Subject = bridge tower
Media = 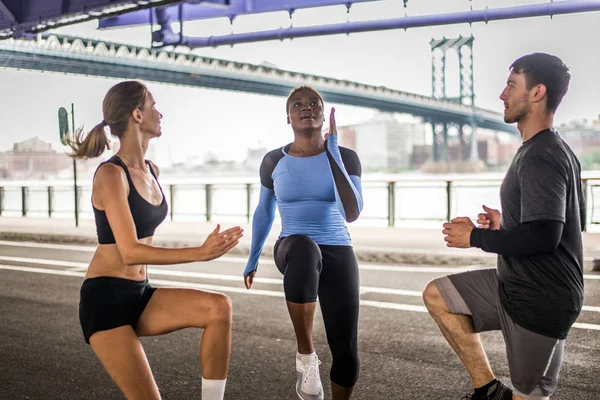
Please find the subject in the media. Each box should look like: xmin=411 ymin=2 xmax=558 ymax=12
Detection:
xmin=429 ymin=35 xmax=478 ymax=164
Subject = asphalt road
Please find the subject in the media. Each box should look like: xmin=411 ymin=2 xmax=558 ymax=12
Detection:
xmin=1 ymin=240 xmax=599 ymax=400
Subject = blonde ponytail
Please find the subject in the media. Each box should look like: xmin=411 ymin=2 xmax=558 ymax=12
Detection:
xmin=66 ymin=123 xmax=111 ymax=159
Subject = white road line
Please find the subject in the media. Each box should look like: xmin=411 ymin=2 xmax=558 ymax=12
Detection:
xmin=0 ymin=240 xmax=97 ymax=252
xmin=0 ymin=255 xmax=87 ymax=268
xmin=360 ymin=300 xmax=428 ymax=313
xmin=572 ymin=322 xmax=600 ymax=331
xmin=0 ymin=256 xmax=419 ymax=295
xmin=2 ymin=264 xmax=600 ymax=333
xmin=0 ymin=250 xmax=482 ymax=274
xmin=150 ymin=278 xmax=285 ymax=297
xmin=2 ymin=255 xmax=600 ymax=302
xmin=582 ymin=305 xmax=600 ymax=312
xmin=360 ymin=264 xmax=478 ymax=273
xmin=5 ymin=243 xmax=600 ymax=278
xmin=361 ymin=287 xmax=422 ymax=296
xmin=0 ymin=264 xmax=86 ymax=278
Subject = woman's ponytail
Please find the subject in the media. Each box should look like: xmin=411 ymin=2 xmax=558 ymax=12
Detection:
xmin=66 ymin=122 xmax=111 ymax=159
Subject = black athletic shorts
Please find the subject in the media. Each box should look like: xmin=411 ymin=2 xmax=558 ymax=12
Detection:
xmin=79 ymin=276 xmax=157 ymax=344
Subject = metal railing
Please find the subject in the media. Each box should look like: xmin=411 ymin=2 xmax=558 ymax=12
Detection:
xmin=0 ymin=178 xmax=597 ymax=230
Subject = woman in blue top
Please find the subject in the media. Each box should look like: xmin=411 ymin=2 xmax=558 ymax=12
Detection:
xmin=243 ymin=86 xmax=364 ymax=400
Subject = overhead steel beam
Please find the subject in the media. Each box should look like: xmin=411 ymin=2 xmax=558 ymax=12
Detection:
xmin=0 ymin=2 xmax=16 ymax=29
xmin=0 ymin=0 xmax=187 ymax=40
xmin=156 ymin=0 xmax=600 ymax=48
xmin=99 ymin=0 xmax=380 ymax=28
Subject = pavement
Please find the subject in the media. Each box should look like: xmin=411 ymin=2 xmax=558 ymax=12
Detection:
xmin=2 ymin=216 xmax=600 ymax=271
xmin=1 ymin=241 xmax=599 ymax=399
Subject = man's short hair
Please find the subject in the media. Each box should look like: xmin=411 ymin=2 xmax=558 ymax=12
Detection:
xmin=510 ymin=53 xmax=570 ymax=114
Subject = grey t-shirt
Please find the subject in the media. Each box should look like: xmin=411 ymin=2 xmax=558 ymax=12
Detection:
xmin=498 ymin=129 xmax=584 ymax=339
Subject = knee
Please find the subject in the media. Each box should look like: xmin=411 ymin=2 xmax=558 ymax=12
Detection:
xmin=287 ymin=235 xmax=321 ymax=260
xmin=331 ymin=350 xmax=360 ymax=387
xmin=422 ymin=280 xmax=444 ymax=313
xmin=207 ymin=293 xmax=232 ymax=327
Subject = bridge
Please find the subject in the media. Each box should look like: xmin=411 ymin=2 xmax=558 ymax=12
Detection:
xmin=3 ymin=1 xmax=600 ymax=163
xmin=0 ymin=33 xmax=516 ymax=162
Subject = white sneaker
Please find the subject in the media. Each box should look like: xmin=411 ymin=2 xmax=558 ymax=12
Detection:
xmin=295 ymin=353 xmax=324 ymax=400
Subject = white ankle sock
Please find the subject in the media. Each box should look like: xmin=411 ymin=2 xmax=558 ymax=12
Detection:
xmin=201 ymin=377 xmax=227 ymax=400
xmin=297 ymin=351 xmax=316 ymax=361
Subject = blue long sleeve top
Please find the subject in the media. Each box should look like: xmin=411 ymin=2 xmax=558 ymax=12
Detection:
xmin=243 ymin=134 xmax=363 ymax=276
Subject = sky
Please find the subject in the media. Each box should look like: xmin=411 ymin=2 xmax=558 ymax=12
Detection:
xmin=1 ymin=0 xmax=599 ymax=167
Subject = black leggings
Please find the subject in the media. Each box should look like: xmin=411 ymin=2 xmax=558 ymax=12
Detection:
xmin=274 ymin=234 xmax=360 ymax=388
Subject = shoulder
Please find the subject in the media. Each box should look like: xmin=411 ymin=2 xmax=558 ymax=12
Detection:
xmin=264 ymin=147 xmax=285 ymax=163
xmin=339 ymin=146 xmax=362 ymax=176
xmin=261 ymin=147 xmax=285 ymax=170
xmin=530 ymin=132 xmax=571 ymax=161
xmin=94 ymin=162 xmax=127 ymax=187
xmin=147 ymin=159 xmax=160 ymax=177
xmin=518 ymin=144 xmax=570 ymax=178
xmin=259 ymin=147 xmax=285 ymax=189
xmin=339 ymin=146 xmax=360 ymax=159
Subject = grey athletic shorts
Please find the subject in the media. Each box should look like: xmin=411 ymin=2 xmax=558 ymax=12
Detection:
xmin=433 ymin=268 xmax=565 ymax=399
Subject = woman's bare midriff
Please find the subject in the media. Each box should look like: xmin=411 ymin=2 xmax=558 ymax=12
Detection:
xmin=84 ymin=236 xmax=154 ymax=281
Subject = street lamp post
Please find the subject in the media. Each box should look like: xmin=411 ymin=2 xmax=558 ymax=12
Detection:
xmin=58 ymin=104 xmax=79 ymax=227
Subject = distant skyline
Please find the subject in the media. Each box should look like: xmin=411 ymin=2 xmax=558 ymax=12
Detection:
xmin=1 ymin=0 xmax=599 ymax=167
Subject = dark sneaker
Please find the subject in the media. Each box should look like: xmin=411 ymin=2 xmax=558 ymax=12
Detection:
xmin=461 ymin=380 xmax=513 ymax=400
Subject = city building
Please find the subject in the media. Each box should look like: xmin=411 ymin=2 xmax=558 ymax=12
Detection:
xmin=337 ymin=112 xmax=427 ymax=172
xmin=0 ymin=137 xmax=102 ymax=179
xmin=558 ymin=119 xmax=600 ymax=158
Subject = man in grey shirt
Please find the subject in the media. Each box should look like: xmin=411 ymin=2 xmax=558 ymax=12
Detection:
xmin=423 ymin=53 xmax=584 ymax=400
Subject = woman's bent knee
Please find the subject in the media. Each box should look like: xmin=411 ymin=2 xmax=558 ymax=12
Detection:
xmin=206 ymin=292 xmax=232 ymax=326
xmin=284 ymin=235 xmax=322 ymax=261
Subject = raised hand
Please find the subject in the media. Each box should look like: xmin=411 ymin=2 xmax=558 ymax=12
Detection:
xmin=198 ymin=224 xmax=243 ymax=261
xmin=477 ymin=204 xmax=501 ymax=230
xmin=324 ymin=107 xmax=336 ymax=141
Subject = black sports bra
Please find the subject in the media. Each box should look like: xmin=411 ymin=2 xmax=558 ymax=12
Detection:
xmin=93 ymin=156 xmax=168 ymax=245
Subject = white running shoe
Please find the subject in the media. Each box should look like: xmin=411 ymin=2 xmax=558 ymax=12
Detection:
xmin=295 ymin=353 xmax=324 ymax=400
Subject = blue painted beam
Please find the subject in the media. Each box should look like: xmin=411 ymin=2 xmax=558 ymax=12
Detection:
xmin=0 ymin=2 xmax=16 ymax=26
xmin=99 ymin=0 xmax=380 ymax=28
xmin=170 ymin=0 xmax=600 ymax=48
xmin=0 ymin=0 xmax=187 ymax=39
xmin=201 ymin=0 xmax=231 ymax=6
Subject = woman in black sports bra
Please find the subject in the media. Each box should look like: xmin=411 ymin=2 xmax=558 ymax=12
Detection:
xmin=66 ymin=80 xmax=243 ymax=400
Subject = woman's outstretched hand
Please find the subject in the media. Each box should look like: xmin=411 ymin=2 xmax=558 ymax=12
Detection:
xmin=198 ymin=224 xmax=243 ymax=261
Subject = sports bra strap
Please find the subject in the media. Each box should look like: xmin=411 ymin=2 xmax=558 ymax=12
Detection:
xmin=109 ymin=156 xmax=134 ymax=183
xmin=145 ymin=160 xmax=158 ymax=179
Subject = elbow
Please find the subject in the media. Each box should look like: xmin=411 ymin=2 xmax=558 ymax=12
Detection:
xmin=345 ymin=201 xmax=363 ymax=223
xmin=119 ymin=243 xmax=144 ymax=265
xmin=345 ymin=210 xmax=361 ymax=223
xmin=536 ymin=237 xmax=560 ymax=254
xmin=121 ymin=253 xmax=140 ymax=266
xmin=547 ymin=239 xmax=561 ymax=253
